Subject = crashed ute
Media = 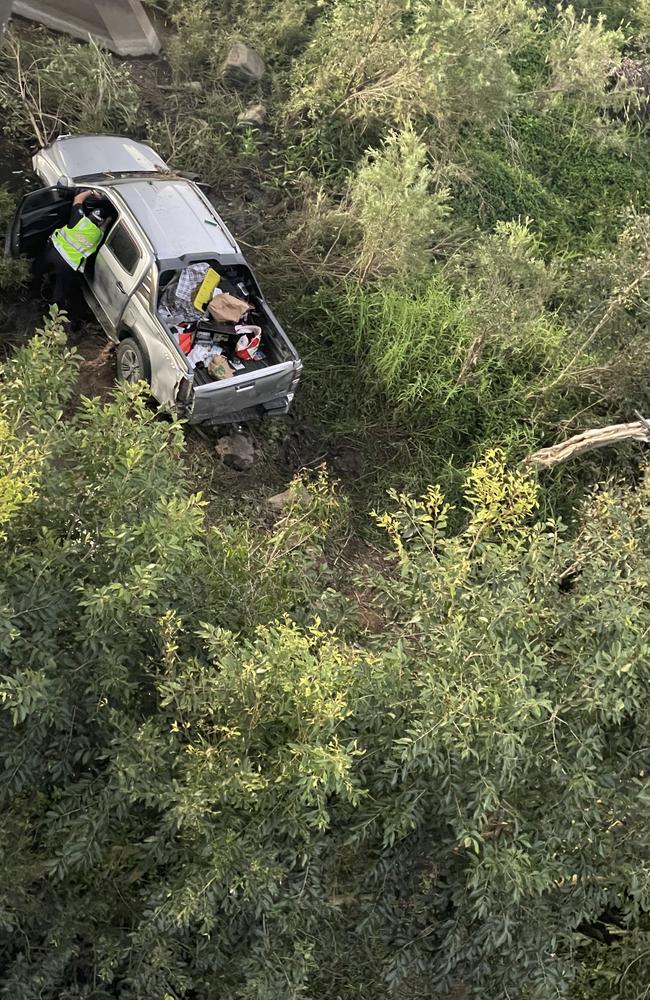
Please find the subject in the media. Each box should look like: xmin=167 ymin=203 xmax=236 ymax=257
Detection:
xmin=7 ymin=135 xmax=302 ymax=426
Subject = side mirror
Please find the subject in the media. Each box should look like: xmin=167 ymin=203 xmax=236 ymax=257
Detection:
xmin=57 ymin=175 xmax=73 ymax=190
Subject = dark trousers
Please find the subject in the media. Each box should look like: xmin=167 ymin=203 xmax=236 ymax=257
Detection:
xmin=32 ymin=242 xmax=83 ymax=325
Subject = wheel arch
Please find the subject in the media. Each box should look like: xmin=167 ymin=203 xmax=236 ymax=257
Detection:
xmin=117 ymin=327 xmax=155 ymax=362
xmin=116 ymin=327 xmax=153 ymax=365
xmin=117 ymin=325 xmax=138 ymax=342
xmin=115 ymin=332 xmax=152 ymax=385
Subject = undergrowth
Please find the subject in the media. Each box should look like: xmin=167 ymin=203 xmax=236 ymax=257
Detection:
xmin=1 ymin=1 xmax=649 ymax=518
xmin=453 ymin=113 xmax=650 ymax=253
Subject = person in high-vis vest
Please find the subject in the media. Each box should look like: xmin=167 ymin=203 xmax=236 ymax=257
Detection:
xmin=32 ymin=189 xmax=111 ymax=333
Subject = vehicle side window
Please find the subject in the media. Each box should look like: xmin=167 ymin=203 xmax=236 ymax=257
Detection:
xmin=106 ymin=222 xmax=140 ymax=275
xmin=23 ymin=187 xmax=72 ymax=211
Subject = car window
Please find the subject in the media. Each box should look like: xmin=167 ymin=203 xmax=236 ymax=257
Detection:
xmin=23 ymin=187 xmax=72 ymax=211
xmin=107 ymin=223 xmax=140 ymax=275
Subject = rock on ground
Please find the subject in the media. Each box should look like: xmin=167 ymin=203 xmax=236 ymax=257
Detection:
xmin=222 ymin=43 xmax=265 ymax=86
xmin=330 ymin=446 xmax=363 ymax=479
xmin=267 ymin=484 xmax=309 ymax=513
xmin=215 ymin=433 xmax=256 ymax=471
xmin=237 ymin=102 xmax=267 ymax=128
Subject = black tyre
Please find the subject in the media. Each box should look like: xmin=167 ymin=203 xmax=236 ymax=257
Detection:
xmin=116 ymin=336 xmax=151 ymax=386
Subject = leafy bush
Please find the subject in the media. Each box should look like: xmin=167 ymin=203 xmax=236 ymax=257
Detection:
xmin=4 ymin=8 xmax=650 ymax=996
xmin=360 ymin=459 xmax=650 ymax=998
xmin=576 ymin=0 xmax=650 ymax=27
xmin=542 ymin=210 xmax=650 ymax=408
xmin=288 ymin=0 xmax=535 ymax=131
xmin=346 ymin=123 xmax=451 ymax=278
xmin=454 ymin=220 xmax=561 ymax=378
xmin=568 ymin=929 xmax=650 ymax=1000
xmin=3 ymin=331 xmax=650 ymax=997
xmin=546 ymin=5 xmax=628 ymax=110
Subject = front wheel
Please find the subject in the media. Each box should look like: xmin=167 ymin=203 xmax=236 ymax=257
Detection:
xmin=116 ymin=336 xmax=151 ymax=386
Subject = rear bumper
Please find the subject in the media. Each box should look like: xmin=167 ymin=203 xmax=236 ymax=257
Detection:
xmin=263 ymin=392 xmax=294 ymax=415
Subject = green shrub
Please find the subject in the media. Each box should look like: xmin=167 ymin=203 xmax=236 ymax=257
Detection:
xmin=568 ymin=929 xmax=650 ymax=1000
xmin=452 ymin=113 xmax=650 ymax=253
xmin=287 ymin=0 xmax=534 ymax=131
xmin=347 ymin=123 xmax=451 ymax=279
xmin=566 ymin=0 xmax=648 ymax=29
xmin=165 ymin=0 xmax=318 ymax=71
xmin=546 ymin=5 xmax=628 ymax=110
xmin=3 ymin=328 xmax=650 ymax=997
xmin=229 ymin=0 xmax=320 ymax=60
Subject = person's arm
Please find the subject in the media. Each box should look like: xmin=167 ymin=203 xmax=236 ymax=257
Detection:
xmin=73 ymin=189 xmax=94 ymax=206
xmin=67 ymin=204 xmax=85 ymax=226
xmin=69 ymin=189 xmax=103 ymax=226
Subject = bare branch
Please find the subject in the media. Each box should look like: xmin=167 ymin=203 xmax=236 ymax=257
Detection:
xmin=526 ymin=419 xmax=650 ymax=469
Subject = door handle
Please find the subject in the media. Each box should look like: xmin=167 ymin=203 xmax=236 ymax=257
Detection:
xmin=235 ymin=384 xmax=255 ymax=392
xmin=116 ymin=279 xmax=126 ymax=293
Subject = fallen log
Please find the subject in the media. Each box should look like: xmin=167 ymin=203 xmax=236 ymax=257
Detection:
xmin=526 ymin=418 xmax=650 ymax=469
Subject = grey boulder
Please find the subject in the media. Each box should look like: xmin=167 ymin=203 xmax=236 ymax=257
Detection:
xmin=267 ymin=484 xmax=308 ymax=513
xmin=223 ymin=43 xmax=265 ymax=86
xmin=215 ymin=433 xmax=256 ymax=471
xmin=237 ymin=102 xmax=267 ymax=128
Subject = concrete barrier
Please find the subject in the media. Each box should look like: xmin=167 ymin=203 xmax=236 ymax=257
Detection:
xmin=13 ymin=0 xmax=161 ymax=56
xmin=1 ymin=0 xmax=12 ymax=43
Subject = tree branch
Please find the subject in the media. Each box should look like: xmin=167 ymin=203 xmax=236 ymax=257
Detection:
xmin=526 ymin=418 xmax=650 ymax=469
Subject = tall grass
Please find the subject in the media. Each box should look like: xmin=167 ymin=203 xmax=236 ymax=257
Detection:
xmin=293 ymin=277 xmax=561 ymax=506
xmin=335 ymin=279 xmax=563 ymax=443
xmin=348 ymin=281 xmax=469 ymax=411
xmin=0 ymin=29 xmax=139 ymax=145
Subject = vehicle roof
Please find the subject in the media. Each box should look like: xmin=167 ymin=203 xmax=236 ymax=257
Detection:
xmin=110 ymin=178 xmax=241 ymax=261
xmin=39 ymin=134 xmax=168 ymax=180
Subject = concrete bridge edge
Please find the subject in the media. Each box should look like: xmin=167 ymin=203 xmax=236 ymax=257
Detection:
xmin=12 ymin=0 xmax=161 ymax=57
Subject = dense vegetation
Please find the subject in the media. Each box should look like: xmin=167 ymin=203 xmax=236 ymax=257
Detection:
xmin=1 ymin=1 xmax=650 ymax=997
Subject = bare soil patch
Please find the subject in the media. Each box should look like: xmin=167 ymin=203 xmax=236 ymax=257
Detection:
xmin=73 ymin=329 xmax=116 ymax=404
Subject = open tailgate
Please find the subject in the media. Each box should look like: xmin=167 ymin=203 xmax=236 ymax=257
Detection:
xmin=190 ymin=360 xmax=296 ymax=423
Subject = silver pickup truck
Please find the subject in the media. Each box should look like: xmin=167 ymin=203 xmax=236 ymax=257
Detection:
xmin=7 ymin=134 xmax=302 ymax=426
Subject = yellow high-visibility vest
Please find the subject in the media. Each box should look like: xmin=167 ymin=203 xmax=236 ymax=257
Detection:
xmin=51 ymin=215 xmax=103 ymax=271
